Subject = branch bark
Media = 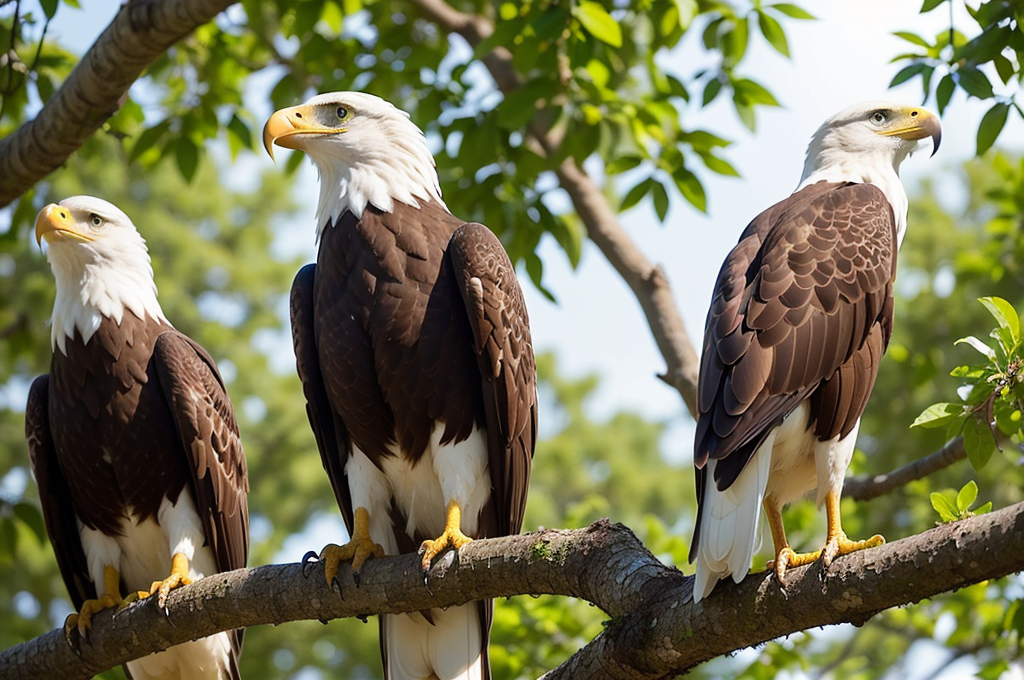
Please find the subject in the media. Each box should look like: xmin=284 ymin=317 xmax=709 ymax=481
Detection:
xmin=4 ymin=503 xmax=1024 ymax=680
xmin=0 ymin=0 xmax=233 ymax=209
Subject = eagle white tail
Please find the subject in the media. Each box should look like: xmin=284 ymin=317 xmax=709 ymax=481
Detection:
xmin=383 ymin=605 xmax=484 ymax=680
xmin=693 ymin=433 xmax=773 ymax=602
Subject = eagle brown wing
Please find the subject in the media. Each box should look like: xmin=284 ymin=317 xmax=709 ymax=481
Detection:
xmin=290 ymin=263 xmax=355 ymax=531
xmin=694 ymin=181 xmax=897 ymax=493
xmin=26 ymin=375 xmax=94 ymax=611
xmin=447 ymin=222 xmax=537 ymax=537
xmin=152 ymin=331 xmax=250 ymax=573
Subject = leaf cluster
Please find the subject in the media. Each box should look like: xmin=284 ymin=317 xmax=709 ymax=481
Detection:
xmin=890 ymin=0 xmax=1023 ymax=154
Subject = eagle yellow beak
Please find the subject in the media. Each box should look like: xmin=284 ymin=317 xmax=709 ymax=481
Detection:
xmin=263 ymin=105 xmax=344 ymax=161
xmin=877 ymin=106 xmax=942 ymax=156
xmin=35 ymin=204 xmax=92 ymax=247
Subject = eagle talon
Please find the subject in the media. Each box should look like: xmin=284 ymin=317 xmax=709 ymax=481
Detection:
xmin=419 ymin=500 xmax=473 ymax=571
xmin=330 ymin=575 xmax=344 ymax=598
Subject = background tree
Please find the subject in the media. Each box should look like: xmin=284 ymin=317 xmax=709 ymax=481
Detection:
xmin=1 ymin=0 xmax=1023 ymax=678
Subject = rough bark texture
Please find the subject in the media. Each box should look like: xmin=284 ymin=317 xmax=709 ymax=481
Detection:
xmin=4 ymin=503 xmax=1024 ymax=680
xmin=0 ymin=0 xmax=233 ymax=208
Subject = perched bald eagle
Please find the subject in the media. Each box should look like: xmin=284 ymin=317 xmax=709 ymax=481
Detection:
xmin=26 ymin=196 xmax=249 ymax=679
xmin=263 ymin=92 xmax=537 ymax=680
xmin=689 ymin=102 xmax=941 ymax=602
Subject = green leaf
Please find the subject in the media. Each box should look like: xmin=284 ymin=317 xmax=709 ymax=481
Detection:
xmin=702 ymin=78 xmax=722 ymax=107
xmin=963 ymin=416 xmax=996 ymax=471
xmin=957 ymin=65 xmax=994 ymax=99
xmin=768 ymin=3 xmax=816 ymax=20
xmin=756 ymin=10 xmax=789 ymax=57
xmin=672 ymin=167 xmax=707 ymax=212
xmin=605 ymin=155 xmax=643 ymax=175
xmin=227 ymin=114 xmax=254 ymax=159
xmin=956 ymin=480 xmax=978 ymax=514
xmin=652 ymin=180 xmax=669 ymax=222
xmin=699 ymin=152 xmax=740 ymax=177
xmin=936 ymin=73 xmax=955 ymax=114
xmin=975 ymin=501 xmax=993 ymax=515
xmin=893 ymin=31 xmax=930 ymax=48
xmin=954 ymin=335 xmax=996 ymax=359
xmin=976 ymin=102 xmax=1009 ymax=155
xmin=732 ymin=78 xmax=780 ymax=107
xmin=576 ymin=1 xmax=622 ymax=48
xmin=889 ymin=62 xmax=927 ymax=88
xmin=993 ymin=54 xmax=1015 ymax=85
xmin=40 ymin=0 xmax=59 ymax=19
xmin=620 ymin=177 xmax=654 ymax=212
xmin=929 ymin=492 xmax=959 ymax=523
xmin=174 ymin=137 xmax=200 ymax=183
xmin=979 ymin=296 xmax=1020 ymax=347
xmin=920 ymin=0 xmax=946 ymax=12
xmin=12 ymin=502 xmax=47 ymax=545
xmin=129 ymin=121 xmax=170 ymax=164
xmin=911 ymin=402 xmax=962 ymax=429
xmin=721 ymin=18 xmax=748 ymax=66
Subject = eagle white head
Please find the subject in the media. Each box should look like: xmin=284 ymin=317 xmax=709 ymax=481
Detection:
xmin=798 ymin=101 xmax=941 ymax=246
xmin=35 ymin=196 xmax=167 ymax=354
xmin=263 ymin=91 xmax=445 ymax=234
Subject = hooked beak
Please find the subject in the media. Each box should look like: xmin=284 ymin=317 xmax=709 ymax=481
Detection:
xmin=35 ymin=204 xmax=92 ymax=247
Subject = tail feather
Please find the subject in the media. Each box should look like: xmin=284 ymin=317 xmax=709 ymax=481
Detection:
xmin=693 ymin=435 xmax=773 ymax=602
xmin=382 ymin=602 xmax=489 ymax=680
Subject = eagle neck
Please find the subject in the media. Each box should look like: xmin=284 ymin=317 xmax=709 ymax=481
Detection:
xmin=797 ymin=153 xmax=909 ymax=250
xmin=49 ymin=259 xmax=167 ymax=355
xmin=312 ymin=151 xmax=447 ymax=240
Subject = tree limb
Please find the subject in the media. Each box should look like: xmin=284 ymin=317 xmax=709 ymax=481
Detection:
xmin=844 ymin=437 xmax=966 ymax=501
xmin=0 ymin=0 xmax=234 ymax=209
xmin=402 ymin=0 xmax=702 ymax=416
xmin=4 ymin=503 xmax=1024 ymax=680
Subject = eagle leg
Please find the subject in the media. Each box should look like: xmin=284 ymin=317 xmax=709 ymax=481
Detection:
xmin=141 ymin=552 xmax=193 ymax=609
xmin=315 ymin=506 xmax=385 ymax=588
xmin=763 ymin=497 xmax=821 ymax=585
xmin=819 ymin=489 xmax=885 ymax=569
xmin=418 ymin=499 xmax=473 ymax=571
xmin=64 ymin=564 xmax=129 ymax=637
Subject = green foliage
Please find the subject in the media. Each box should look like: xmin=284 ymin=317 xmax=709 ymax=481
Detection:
xmin=930 ymin=480 xmax=992 ymax=524
xmin=891 ymin=0 xmax=1022 ymax=153
xmin=913 ymin=297 xmax=1024 ymax=470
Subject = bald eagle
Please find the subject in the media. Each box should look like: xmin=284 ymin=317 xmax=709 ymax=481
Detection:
xmin=26 ymin=196 xmax=249 ymax=679
xmin=690 ymin=102 xmax=941 ymax=602
xmin=264 ymin=92 xmax=537 ymax=680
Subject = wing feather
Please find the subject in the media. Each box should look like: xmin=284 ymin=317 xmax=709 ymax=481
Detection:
xmin=446 ymin=223 xmax=537 ymax=536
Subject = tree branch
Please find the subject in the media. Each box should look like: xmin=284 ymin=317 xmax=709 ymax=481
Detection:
xmin=5 ymin=503 xmax=1024 ymax=680
xmin=402 ymin=0 xmax=702 ymax=416
xmin=0 ymin=0 xmax=234 ymax=209
xmin=844 ymin=437 xmax=967 ymax=501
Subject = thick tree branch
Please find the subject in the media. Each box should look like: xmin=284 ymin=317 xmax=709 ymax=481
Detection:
xmin=844 ymin=437 xmax=967 ymax=501
xmin=403 ymin=0 xmax=702 ymax=416
xmin=0 ymin=0 xmax=233 ymax=209
xmin=5 ymin=503 xmax=1024 ymax=680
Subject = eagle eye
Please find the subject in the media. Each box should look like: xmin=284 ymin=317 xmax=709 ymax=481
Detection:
xmin=336 ymin=106 xmax=349 ymax=120
xmin=89 ymin=213 xmax=103 ymax=227
xmin=870 ymin=111 xmax=888 ymax=125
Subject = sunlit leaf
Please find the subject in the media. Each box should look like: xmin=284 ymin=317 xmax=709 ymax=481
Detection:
xmin=936 ymin=74 xmax=955 ymax=114
xmin=956 ymin=480 xmax=978 ymax=514
xmin=652 ymin=180 xmax=669 ymax=222
xmin=963 ymin=416 xmax=996 ymax=471
xmin=576 ymin=1 xmax=622 ymax=48
xmin=920 ymin=0 xmax=946 ymax=12
xmin=889 ymin=62 xmax=928 ymax=88
xmin=756 ymin=10 xmax=789 ymax=57
xmin=929 ymin=492 xmax=959 ymax=523
xmin=893 ymin=31 xmax=930 ymax=48
xmin=768 ymin=3 xmax=815 ymax=20
xmin=979 ymin=296 xmax=1019 ymax=347
xmin=911 ymin=402 xmax=962 ymax=429
xmin=957 ymin=66 xmax=994 ymax=99
xmin=953 ymin=335 xmax=996 ymax=359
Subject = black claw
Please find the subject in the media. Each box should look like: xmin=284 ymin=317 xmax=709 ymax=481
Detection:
xmin=302 ymin=551 xmax=320 ymax=578
xmin=352 ymin=570 xmax=362 ymax=588
xmin=357 ymin=614 xmax=369 ymax=623
xmin=422 ymin=570 xmax=434 ymax=596
xmin=64 ymin=629 xmax=83 ymax=657
xmin=330 ymin=575 xmax=344 ymax=598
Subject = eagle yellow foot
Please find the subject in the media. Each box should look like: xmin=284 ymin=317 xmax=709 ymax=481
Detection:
xmin=303 ymin=507 xmax=384 ymax=588
xmin=64 ymin=565 xmax=128 ymax=637
xmin=820 ymin=532 xmax=885 ymax=568
xmin=766 ymin=546 xmax=822 ymax=585
xmin=419 ymin=500 xmax=473 ymax=571
xmin=142 ymin=552 xmax=193 ymax=608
